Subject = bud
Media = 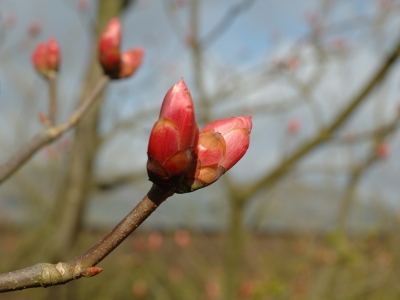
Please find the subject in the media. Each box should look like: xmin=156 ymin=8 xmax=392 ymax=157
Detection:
xmin=377 ymin=142 xmax=390 ymax=159
xmin=28 ymin=20 xmax=41 ymax=37
xmin=98 ymin=18 xmax=144 ymax=79
xmin=177 ymin=116 xmax=252 ymax=193
xmin=98 ymin=18 xmax=121 ymax=78
xmin=32 ymin=37 xmax=60 ymax=79
xmin=119 ymin=48 xmax=144 ymax=78
xmin=287 ymin=118 xmax=301 ymax=134
xmin=81 ymin=267 xmax=103 ymax=277
xmin=147 ymin=79 xmax=198 ymax=188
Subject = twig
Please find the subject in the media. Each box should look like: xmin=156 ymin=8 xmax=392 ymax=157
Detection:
xmin=48 ymin=73 xmax=57 ymax=125
xmin=243 ymin=34 xmax=400 ymax=199
xmin=0 ymin=184 xmax=174 ymax=293
xmin=0 ymin=76 xmax=110 ymax=184
xmin=200 ymin=0 xmax=257 ymax=48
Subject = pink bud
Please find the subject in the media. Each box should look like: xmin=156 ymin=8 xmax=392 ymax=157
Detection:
xmin=5 ymin=14 xmax=17 ymax=28
xmin=377 ymin=142 xmax=390 ymax=159
xmin=286 ymin=57 xmax=299 ymax=71
xmin=147 ymin=79 xmax=198 ymax=188
xmin=147 ymin=231 xmax=163 ymax=252
xmin=77 ymin=0 xmax=89 ymax=11
xmin=177 ymin=116 xmax=252 ymax=193
xmin=174 ymin=229 xmax=191 ymax=248
xmin=98 ymin=18 xmax=121 ymax=78
xmin=287 ymin=118 xmax=301 ymax=134
xmin=32 ymin=37 xmax=60 ymax=78
xmin=81 ymin=267 xmax=103 ymax=277
xmin=119 ymin=48 xmax=144 ymax=78
xmin=98 ymin=18 xmax=144 ymax=79
xmin=28 ymin=20 xmax=41 ymax=37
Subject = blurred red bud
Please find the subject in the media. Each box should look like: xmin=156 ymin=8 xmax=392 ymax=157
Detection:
xmin=288 ymin=118 xmax=301 ymax=134
xmin=81 ymin=267 xmax=103 ymax=277
xmin=77 ymin=0 xmax=89 ymax=11
xmin=99 ymin=18 xmax=121 ymax=77
xmin=177 ymin=116 xmax=252 ymax=193
xmin=5 ymin=14 xmax=17 ymax=28
xmin=174 ymin=229 xmax=191 ymax=248
xmin=99 ymin=18 xmax=144 ymax=79
xmin=147 ymin=231 xmax=163 ymax=252
xmin=377 ymin=142 xmax=390 ymax=159
xmin=147 ymin=79 xmax=198 ymax=188
xmin=28 ymin=20 xmax=41 ymax=37
xmin=119 ymin=48 xmax=144 ymax=78
xmin=32 ymin=37 xmax=60 ymax=79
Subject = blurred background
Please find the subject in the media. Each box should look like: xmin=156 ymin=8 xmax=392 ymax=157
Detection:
xmin=1 ymin=0 xmax=400 ymax=299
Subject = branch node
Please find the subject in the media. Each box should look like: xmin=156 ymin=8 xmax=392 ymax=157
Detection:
xmin=55 ymin=262 xmax=66 ymax=277
xmin=72 ymin=265 xmax=82 ymax=279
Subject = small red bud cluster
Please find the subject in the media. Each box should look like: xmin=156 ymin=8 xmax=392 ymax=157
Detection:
xmin=31 ymin=37 xmax=60 ymax=79
xmin=147 ymin=79 xmax=252 ymax=192
xmin=98 ymin=18 xmax=144 ymax=79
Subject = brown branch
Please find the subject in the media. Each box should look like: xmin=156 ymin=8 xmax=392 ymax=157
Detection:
xmin=332 ymin=115 xmax=400 ymax=144
xmin=0 ymin=76 xmax=110 ymax=184
xmin=242 ymin=35 xmax=400 ymax=200
xmin=200 ymin=0 xmax=257 ymax=48
xmin=0 ymin=184 xmax=174 ymax=293
xmin=48 ymin=73 xmax=57 ymax=125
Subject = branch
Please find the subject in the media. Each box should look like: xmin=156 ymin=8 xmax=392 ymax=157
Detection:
xmin=332 ymin=115 xmax=400 ymax=144
xmin=0 ymin=184 xmax=174 ymax=293
xmin=200 ymin=0 xmax=257 ymax=48
xmin=48 ymin=73 xmax=57 ymax=125
xmin=0 ymin=76 xmax=110 ymax=184
xmin=242 ymin=35 xmax=400 ymax=199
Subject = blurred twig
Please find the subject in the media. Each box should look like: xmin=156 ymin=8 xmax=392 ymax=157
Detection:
xmin=0 ymin=185 xmax=173 ymax=293
xmin=242 ymin=34 xmax=400 ymax=200
xmin=0 ymin=76 xmax=109 ymax=184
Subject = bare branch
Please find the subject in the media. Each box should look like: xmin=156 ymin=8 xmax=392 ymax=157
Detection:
xmin=243 ymin=35 xmax=400 ymax=199
xmin=48 ymin=73 xmax=57 ymax=125
xmin=200 ymin=0 xmax=257 ymax=48
xmin=0 ymin=76 xmax=110 ymax=184
xmin=0 ymin=184 xmax=174 ymax=293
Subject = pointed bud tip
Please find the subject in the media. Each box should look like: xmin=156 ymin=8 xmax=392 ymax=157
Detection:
xmin=81 ymin=267 xmax=104 ymax=277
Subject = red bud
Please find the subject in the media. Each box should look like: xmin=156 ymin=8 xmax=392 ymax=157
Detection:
xmin=81 ymin=267 xmax=103 ymax=277
xmin=32 ymin=37 xmax=60 ymax=79
xmin=119 ymin=48 xmax=144 ymax=78
xmin=98 ymin=18 xmax=144 ymax=79
xmin=177 ymin=116 xmax=252 ymax=193
xmin=147 ymin=79 xmax=198 ymax=188
xmin=377 ymin=142 xmax=390 ymax=159
xmin=28 ymin=20 xmax=41 ymax=37
xmin=98 ymin=18 xmax=121 ymax=77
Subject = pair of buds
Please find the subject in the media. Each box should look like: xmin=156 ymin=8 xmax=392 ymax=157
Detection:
xmin=32 ymin=18 xmax=143 ymax=80
xmin=147 ymin=79 xmax=252 ymax=193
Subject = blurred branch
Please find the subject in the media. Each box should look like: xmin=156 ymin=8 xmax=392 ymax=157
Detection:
xmin=336 ymin=119 xmax=399 ymax=233
xmin=332 ymin=114 xmax=400 ymax=144
xmin=243 ymin=34 xmax=400 ymax=200
xmin=94 ymin=169 xmax=145 ymax=190
xmin=0 ymin=76 xmax=109 ymax=184
xmin=0 ymin=185 xmax=173 ymax=293
xmin=200 ymin=0 xmax=257 ymax=48
xmin=48 ymin=74 xmax=57 ymax=125
xmin=98 ymin=106 xmax=158 ymax=147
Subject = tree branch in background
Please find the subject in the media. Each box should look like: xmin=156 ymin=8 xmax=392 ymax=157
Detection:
xmin=336 ymin=115 xmax=399 ymax=232
xmin=243 ymin=35 xmax=400 ymax=200
xmin=0 ymin=184 xmax=174 ymax=293
xmin=0 ymin=76 xmax=109 ymax=184
xmin=200 ymin=0 xmax=257 ymax=48
xmin=48 ymin=73 xmax=57 ymax=125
